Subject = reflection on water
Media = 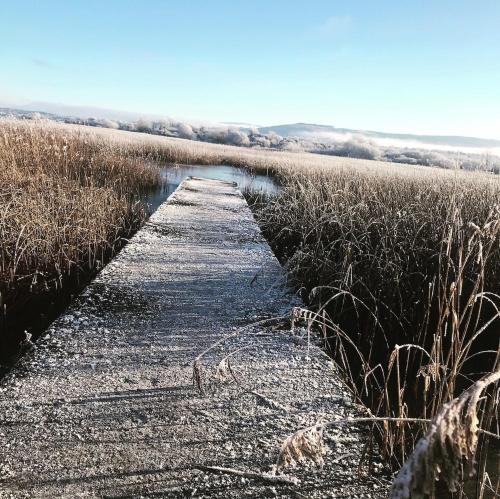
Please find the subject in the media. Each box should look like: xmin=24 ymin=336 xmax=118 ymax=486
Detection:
xmin=144 ymin=164 xmax=278 ymax=213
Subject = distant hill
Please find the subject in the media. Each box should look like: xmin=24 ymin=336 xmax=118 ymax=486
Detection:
xmin=258 ymin=123 xmax=500 ymax=150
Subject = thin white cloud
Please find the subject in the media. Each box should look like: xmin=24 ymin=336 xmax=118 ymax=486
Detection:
xmin=31 ymin=58 xmax=57 ymax=70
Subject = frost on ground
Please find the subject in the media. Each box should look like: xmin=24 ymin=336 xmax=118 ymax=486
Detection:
xmin=0 ymin=177 xmax=389 ymax=498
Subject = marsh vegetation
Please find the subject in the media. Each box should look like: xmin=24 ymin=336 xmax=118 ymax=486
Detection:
xmin=1 ymin=119 xmax=498 ymax=497
xmin=248 ymin=165 xmax=500 ymax=497
xmin=0 ymin=121 xmax=160 ymax=367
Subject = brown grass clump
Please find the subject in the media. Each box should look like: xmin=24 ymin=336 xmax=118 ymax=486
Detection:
xmin=390 ymin=369 xmax=500 ymax=499
xmin=272 ymin=370 xmax=499 ymax=496
xmin=0 ymin=120 xmax=160 ymax=292
xmin=276 ymin=424 xmax=326 ymax=472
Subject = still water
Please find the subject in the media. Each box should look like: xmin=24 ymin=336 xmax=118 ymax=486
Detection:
xmin=145 ymin=164 xmax=278 ymax=212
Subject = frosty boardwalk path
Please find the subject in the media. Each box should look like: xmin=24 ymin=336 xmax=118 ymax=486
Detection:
xmin=0 ymin=177 xmax=387 ymax=498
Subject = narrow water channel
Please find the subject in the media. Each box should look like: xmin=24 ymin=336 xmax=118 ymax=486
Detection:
xmin=145 ymin=164 xmax=278 ymax=212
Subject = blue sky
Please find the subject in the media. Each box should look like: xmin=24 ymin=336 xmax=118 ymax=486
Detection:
xmin=1 ymin=1 xmax=499 ymax=138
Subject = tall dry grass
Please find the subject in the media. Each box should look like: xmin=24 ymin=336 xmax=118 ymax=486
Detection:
xmin=0 ymin=120 xmax=160 ymax=361
xmin=249 ymin=167 xmax=500 ymax=496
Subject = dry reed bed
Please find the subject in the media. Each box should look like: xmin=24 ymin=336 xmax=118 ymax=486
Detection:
xmin=0 ymin=120 xmax=160 ymax=351
xmin=249 ymin=168 xmax=500 ymax=496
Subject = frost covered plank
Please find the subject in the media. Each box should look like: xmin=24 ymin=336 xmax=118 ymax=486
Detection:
xmin=0 ymin=177 xmax=387 ymax=498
